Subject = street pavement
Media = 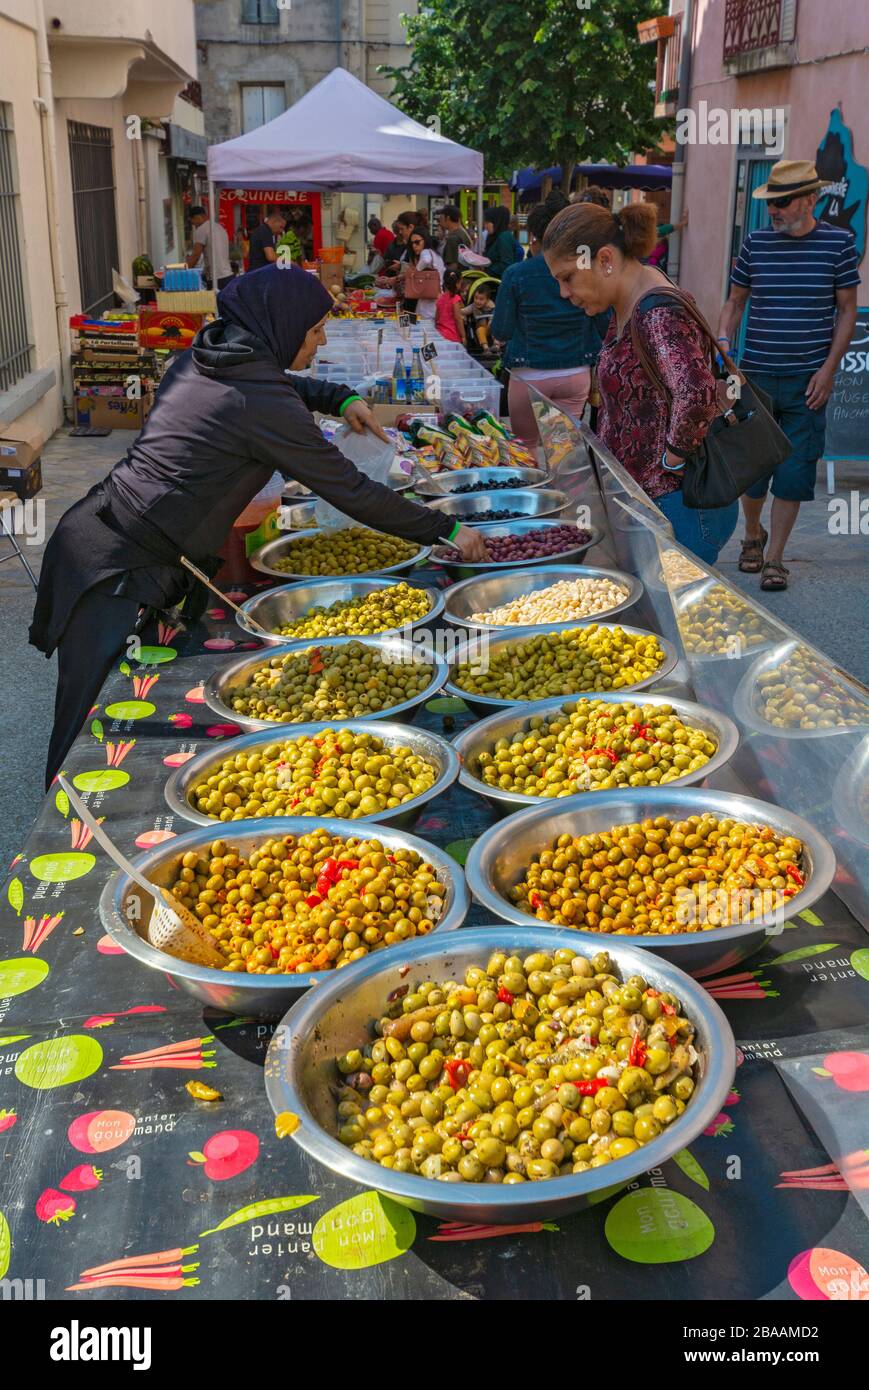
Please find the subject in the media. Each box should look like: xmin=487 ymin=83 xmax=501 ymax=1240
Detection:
xmin=0 ymin=430 xmax=865 ymax=871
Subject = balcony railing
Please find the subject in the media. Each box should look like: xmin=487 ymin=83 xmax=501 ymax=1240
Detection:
xmin=638 ymin=11 xmax=682 ymax=118
xmin=724 ymin=0 xmax=796 ymax=63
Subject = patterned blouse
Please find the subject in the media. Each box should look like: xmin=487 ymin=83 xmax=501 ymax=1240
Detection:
xmin=595 ymin=304 xmax=719 ymax=500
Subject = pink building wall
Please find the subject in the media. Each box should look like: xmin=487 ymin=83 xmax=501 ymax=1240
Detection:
xmin=675 ymin=0 xmax=869 ymax=325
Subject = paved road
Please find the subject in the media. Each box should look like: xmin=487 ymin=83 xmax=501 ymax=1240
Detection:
xmin=0 ymin=431 xmax=865 ymax=871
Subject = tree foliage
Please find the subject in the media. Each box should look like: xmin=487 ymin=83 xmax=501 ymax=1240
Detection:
xmin=383 ymin=0 xmax=670 ymax=188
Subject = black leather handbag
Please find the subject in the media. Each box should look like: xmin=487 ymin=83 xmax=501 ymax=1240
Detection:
xmin=629 ymin=287 xmax=791 ymax=510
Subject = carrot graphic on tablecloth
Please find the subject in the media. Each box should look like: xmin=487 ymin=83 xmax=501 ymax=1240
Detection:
xmin=110 ymin=1036 xmax=216 ymax=1070
xmin=132 ymin=673 xmax=159 ymax=700
xmin=777 ymin=1151 xmax=869 ymax=1191
xmin=66 ymin=1244 xmax=200 ymax=1292
xmin=71 ymin=816 xmax=103 ymax=850
xmin=105 ymin=740 xmax=136 ymax=768
xmin=22 ymin=912 xmax=64 ymax=953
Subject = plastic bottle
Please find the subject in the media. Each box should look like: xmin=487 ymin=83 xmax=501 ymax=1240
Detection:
xmin=410 ymin=348 xmax=425 ymax=402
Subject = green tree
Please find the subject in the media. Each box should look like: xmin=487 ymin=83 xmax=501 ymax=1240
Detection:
xmin=383 ymin=0 xmax=669 ymax=190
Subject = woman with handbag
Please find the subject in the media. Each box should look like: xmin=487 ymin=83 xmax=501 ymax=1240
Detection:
xmin=400 ymin=230 xmax=445 ymax=323
xmin=542 ymin=202 xmax=746 ymax=563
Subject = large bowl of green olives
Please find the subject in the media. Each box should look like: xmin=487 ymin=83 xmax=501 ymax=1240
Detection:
xmin=204 ymin=635 xmax=448 ymax=731
xmin=264 ymin=927 xmax=736 ymax=1221
xmin=98 ymin=820 xmax=469 ymax=1019
xmin=452 ymin=694 xmax=739 ymax=816
xmin=236 ymin=577 xmax=443 ymax=647
xmin=249 ymin=526 xmax=431 ymax=581
xmin=465 ymin=788 xmax=836 ymax=976
xmin=165 ymin=720 xmax=461 ymax=831
xmin=444 ymin=622 xmax=679 ymax=717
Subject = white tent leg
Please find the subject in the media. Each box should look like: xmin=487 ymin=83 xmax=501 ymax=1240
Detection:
xmin=208 ymin=180 xmax=218 ymax=292
xmin=476 ymin=184 xmax=484 ymax=251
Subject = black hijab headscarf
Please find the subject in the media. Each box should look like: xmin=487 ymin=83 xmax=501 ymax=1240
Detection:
xmin=484 ymin=205 xmax=511 ymax=248
xmin=217 ymin=264 xmax=333 ymax=370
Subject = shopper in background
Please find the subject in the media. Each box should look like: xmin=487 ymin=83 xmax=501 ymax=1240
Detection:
xmin=483 ymin=206 xmax=517 ymax=285
xmin=718 ymin=159 xmax=860 ymax=591
xmin=384 ymin=211 xmax=416 ymax=273
xmin=401 ymin=229 xmax=445 ymax=323
xmin=187 ymin=207 xmax=234 ymax=290
xmin=646 ymin=208 xmax=689 ymax=271
xmin=575 ymin=186 xmax=611 ymax=209
xmin=434 ymin=268 xmax=466 ymax=344
xmin=543 ymin=202 xmax=734 ymax=565
xmin=247 ymin=209 xmax=287 ymax=271
xmin=509 ymin=215 xmax=526 ymax=263
xmin=492 ymin=201 xmax=610 ymax=446
xmin=367 ymin=216 xmax=393 ymax=270
xmin=438 ymin=204 xmax=471 ymax=270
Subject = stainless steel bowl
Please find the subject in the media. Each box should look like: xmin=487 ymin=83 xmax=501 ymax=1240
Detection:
xmin=203 ymin=634 xmax=448 ymax=732
xmin=249 ymin=527 xmax=431 ymax=582
xmin=465 ymin=788 xmax=837 ymax=977
xmin=264 ymin=926 xmax=736 ymax=1222
xmin=430 ymin=518 xmax=602 ymax=581
xmin=413 ymin=465 xmax=551 ymax=499
xmin=235 ymin=577 xmax=443 ymax=647
xmin=165 ymin=719 xmax=461 ymax=831
xmin=427 ymin=488 xmax=570 ymax=526
xmin=733 ymin=639 xmax=869 ymax=740
xmin=444 ymin=621 xmax=679 ymax=717
xmin=97 ymin=818 xmax=469 ymax=1019
xmin=443 ymin=564 xmax=643 ymax=634
xmin=453 ymin=693 xmax=739 ymax=816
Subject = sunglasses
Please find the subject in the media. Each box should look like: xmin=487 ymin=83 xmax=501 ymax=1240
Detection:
xmin=767 ymin=194 xmax=801 ymax=209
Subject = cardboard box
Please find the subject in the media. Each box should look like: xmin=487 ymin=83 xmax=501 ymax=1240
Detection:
xmin=74 ymin=393 xmax=153 ymax=430
xmin=138 ymin=307 xmax=207 ymax=350
xmin=0 ymin=440 xmax=42 ymax=498
xmin=317 ymin=263 xmax=345 ymax=293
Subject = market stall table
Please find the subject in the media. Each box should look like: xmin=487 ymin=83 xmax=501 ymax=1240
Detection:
xmin=2 ymin=567 xmax=869 ymax=1300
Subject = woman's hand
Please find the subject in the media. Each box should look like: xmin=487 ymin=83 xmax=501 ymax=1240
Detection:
xmin=450 ymin=524 xmax=490 ymax=562
xmin=342 ymin=398 xmax=391 ymax=443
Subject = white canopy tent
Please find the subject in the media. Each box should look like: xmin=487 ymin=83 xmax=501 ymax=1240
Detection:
xmin=206 ymin=67 xmax=485 ymax=255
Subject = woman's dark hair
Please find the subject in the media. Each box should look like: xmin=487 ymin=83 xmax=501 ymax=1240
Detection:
xmin=543 ymin=189 xmax=570 ymax=215
xmin=396 ymin=210 xmax=417 ymax=229
xmin=442 ymin=268 xmax=461 ymax=295
xmin=484 ymin=205 xmax=511 ymax=237
xmin=441 ymin=203 xmax=461 ymax=222
xmin=576 ymin=185 xmax=611 ymax=209
xmin=408 ymin=229 xmax=436 ymax=260
xmin=526 ymin=201 xmax=555 ymax=242
xmin=542 ymin=202 xmax=658 ymax=264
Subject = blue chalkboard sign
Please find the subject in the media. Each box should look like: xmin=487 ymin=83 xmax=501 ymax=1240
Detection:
xmin=825 ymin=309 xmax=869 ymax=462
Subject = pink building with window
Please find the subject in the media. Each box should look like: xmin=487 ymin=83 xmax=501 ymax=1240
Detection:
xmin=639 ymin=0 xmax=868 ymax=327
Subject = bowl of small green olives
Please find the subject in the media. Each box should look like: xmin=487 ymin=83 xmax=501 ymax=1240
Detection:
xmin=165 ymin=720 xmax=461 ymax=831
xmin=444 ymin=622 xmax=679 ymax=717
xmin=465 ymin=788 xmax=836 ymax=976
xmin=236 ymin=577 xmax=443 ymax=647
xmin=264 ymin=927 xmax=736 ymax=1221
xmin=249 ymin=526 xmax=431 ymax=582
xmin=452 ymin=693 xmax=739 ymax=816
xmin=204 ymin=635 xmax=449 ymax=731
xmin=98 ymin=820 xmax=470 ymax=1019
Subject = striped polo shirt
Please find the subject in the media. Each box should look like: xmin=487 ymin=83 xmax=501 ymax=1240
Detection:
xmin=730 ymin=222 xmax=860 ymax=375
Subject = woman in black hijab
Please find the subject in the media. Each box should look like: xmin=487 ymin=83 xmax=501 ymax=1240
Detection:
xmin=31 ymin=265 xmax=488 ymax=785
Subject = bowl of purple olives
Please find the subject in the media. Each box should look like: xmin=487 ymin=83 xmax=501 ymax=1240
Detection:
xmin=432 ymin=518 xmax=602 ymax=579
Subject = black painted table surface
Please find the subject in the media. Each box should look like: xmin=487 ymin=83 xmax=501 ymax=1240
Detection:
xmin=2 ymin=574 xmax=869 ymax=1302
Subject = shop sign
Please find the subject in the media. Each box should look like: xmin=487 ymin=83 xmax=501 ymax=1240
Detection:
xmin=220 ymin=189 xmax=313 ymax=204
xmin=815 ymin=109 xmax=867 ymax=261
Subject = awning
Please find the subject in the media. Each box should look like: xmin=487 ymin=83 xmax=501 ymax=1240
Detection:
xmin=511 ymin=163 xmax=673 ymax=196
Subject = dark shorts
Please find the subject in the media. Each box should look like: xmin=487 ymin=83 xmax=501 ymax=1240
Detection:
xmin=744 ymin=371 xmax=827 ymax=502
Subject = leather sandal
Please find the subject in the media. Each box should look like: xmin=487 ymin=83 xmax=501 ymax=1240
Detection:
xmin=738 ymin=526 xmax=768 ymax=573
xmin=760 ymin=560 xmax=789 ymax=591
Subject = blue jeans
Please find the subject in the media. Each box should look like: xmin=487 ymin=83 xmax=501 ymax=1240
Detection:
xmin=654 ymin=488 xmax=739 ymax=565
xmin=743 ymin=372 xmax=826 ymax=502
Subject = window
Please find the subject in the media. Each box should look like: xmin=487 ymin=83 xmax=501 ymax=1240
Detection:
xmin=723 ymin=0 xmax=797 ymax=70
xmin=242 ymin=0 xmax=279 ymax=24
xmin=0 ymin=103 xmax=34 ymax=393
xmin=241 ymin=85 xmax=285 ymax=134
xmin=636 ymin=14 xmax=682 ymax=119
xmin=68 ymin=122 xmax=120 ymax=315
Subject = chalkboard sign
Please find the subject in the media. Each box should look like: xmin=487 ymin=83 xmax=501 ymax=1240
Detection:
xmin=825 ymin=309 xmax=869 ymax=461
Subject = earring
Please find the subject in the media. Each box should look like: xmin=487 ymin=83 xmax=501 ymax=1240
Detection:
xmin=606 ymin=266 xmax=612 ymax=275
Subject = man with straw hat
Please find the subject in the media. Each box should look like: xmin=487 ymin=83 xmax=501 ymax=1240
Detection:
xmin=718 ymin=159 xmax=859 ymax=591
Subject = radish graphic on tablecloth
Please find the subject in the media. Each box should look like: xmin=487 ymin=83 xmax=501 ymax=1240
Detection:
xmin=187 ymin=1129 xmax=259 ymax=1181
xmin=812 ymin=1051 xmax=869 ymax=1091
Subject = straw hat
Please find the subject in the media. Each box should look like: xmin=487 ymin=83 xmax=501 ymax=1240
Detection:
xmin=752 ymin=159 xmax=825 ymax=200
